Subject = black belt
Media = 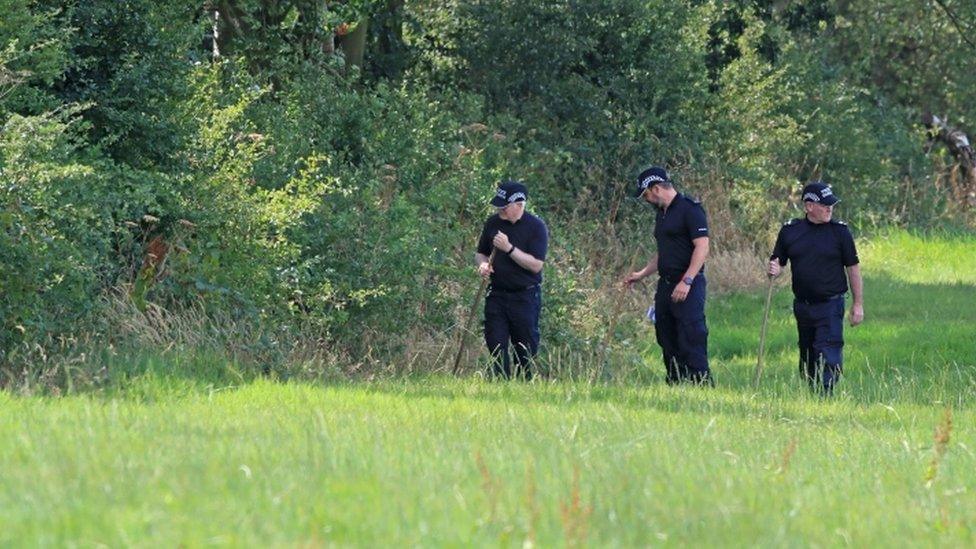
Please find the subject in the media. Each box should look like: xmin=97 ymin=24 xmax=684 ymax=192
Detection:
xmin=488 ymin=284 xmax=538 ymax=294
xmin=659 ymin=273 xmax=701 ymax=285
xmin=795 ymin=293 xmax=844 ymax=305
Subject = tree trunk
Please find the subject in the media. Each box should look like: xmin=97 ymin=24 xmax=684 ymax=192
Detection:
xmin=922 ymin=112 xmax=976 ymax=206
xmin=214 ymin=0 xmax=246 ymax=58
xmin=340 ymin=18 xmax=369 ymax=72
xmin=374 ymin=0 xmax=406 ymax=78
xmin=339 ymin=18 xmax=369 ymax=70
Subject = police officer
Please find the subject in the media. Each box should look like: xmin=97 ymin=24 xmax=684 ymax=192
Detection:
xmin=624 ymin=166 xmax=713 ymax=385
xmin=475 ymin=181 xmax=549 ymax=379
xmin=768 ymin=181 xmax=864 ymax=395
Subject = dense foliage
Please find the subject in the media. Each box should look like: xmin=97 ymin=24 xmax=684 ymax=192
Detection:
xmin=2 ymin=0 xmax=975 ymax=374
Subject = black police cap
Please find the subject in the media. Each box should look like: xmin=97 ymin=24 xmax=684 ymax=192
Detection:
xmin=801 ymin=181 xmax=840 ymax=206
xmin=635 ymin=166 xmax=669 ymax=197
xmin=490 ymin=180 xmax=528 ymax=207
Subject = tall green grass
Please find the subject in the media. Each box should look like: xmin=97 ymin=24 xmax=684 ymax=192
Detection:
xmin=708 ymin=229 xmax=976 ymax=405
xmin=0 ymin=230 xmax=974 ymax=546
xmin=1 ymin=379 xmax=973 ymax=546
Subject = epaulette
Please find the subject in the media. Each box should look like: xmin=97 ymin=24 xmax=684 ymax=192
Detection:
xmin=683 ymin=195 xmax=702 ymax=205
xmin=783 ymin=219 xmax=798 ymax=227
xmin=829 ymin=219 xmax=847 ymax=226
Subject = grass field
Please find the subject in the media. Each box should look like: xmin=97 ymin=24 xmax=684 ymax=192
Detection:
xmin=1 ymin=231 xmax=974 ymax=546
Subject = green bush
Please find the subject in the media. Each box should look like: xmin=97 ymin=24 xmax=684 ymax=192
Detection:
xmin=2 ymin=0 xmax=975 ymax=381
xmin=0 ymin=110 xmax=99 ymax=352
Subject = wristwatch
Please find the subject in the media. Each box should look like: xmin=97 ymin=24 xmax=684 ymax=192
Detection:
xmin=682 ymin=276 xmax=694 ymax=286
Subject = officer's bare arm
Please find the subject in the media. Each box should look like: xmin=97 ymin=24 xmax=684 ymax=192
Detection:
xmin=631 ymin=254 xmax=659 ymax=281
xmin=847 ymin=264 xmax=864 ymax=324
xmin=683 ymin=237 xmax=710 ymax=282
xmin=846 ymin=265 xmax=863 ymax=303
xmin=508 ymin=247 xmax=544 ymax=274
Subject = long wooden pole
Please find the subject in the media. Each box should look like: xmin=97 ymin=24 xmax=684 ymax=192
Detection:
xmin=590 ymin=248 xmax=644 ymax=384
xmin=753 ymin=276 xmax=776 ymax=388
xmin=451 ymin=249 xmax=496 ymax=375
xmin=589 ymin=280 xmax=630 ymax=384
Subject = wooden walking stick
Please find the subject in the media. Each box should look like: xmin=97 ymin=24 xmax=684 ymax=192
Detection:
xmin=451 ymin=249 xmax=497 ymax=375
xmin=590 ymin=249 xmax=644 ymax=384
xmin=753 ymin=275 xmax=776 ymax=388
xmin=589 ymin=280 xmax=630 ymax=384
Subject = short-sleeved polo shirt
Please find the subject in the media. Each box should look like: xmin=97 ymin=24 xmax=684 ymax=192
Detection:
xmin=477 ymin=211 xmax=548 ymax=291
xmin=771 ymin=218 xmax=859 ymax=302
xmin=654 ymin=193 xmax=709 ymax=278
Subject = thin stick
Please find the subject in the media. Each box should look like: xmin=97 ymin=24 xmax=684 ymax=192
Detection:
xmin=589 ymin=282 xmax=629 ymax=384
xmin=931 ymin=0 xmax=976 ymax=51
xmin=590 ymin=248 xmax=644 ymax=384
xmin=753 ymin=276 xmax=776 ymax=388
xmin=451 ymin=249 xmax=497 ymax=375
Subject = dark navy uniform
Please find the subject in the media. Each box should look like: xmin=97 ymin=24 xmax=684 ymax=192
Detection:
xmin=477 ymin=211 xmax=548 ymax=378
xmin=771 ymin=218 xmax=859 ymax=393
xmin=652 ymin=193 xmax=711 ymax=384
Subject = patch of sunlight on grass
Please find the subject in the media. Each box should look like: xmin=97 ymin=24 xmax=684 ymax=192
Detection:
xmin=860 ymin=230 xmax=976 ymax=285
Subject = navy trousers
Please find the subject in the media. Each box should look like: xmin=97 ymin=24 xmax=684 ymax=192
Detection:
xmin=483 ymin=285 xmax=541 ymax=379
xmin=793 ymin=296 xmax=845 ymax=395
xmin=654 ymin=275 xmax=711 ymax=385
